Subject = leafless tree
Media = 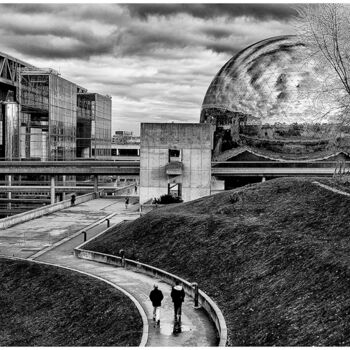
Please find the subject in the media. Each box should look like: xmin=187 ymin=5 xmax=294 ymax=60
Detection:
xmin=296 ymin=4 xmax=350 ymax=124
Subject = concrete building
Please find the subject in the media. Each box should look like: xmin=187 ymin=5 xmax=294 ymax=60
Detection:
xmin=139 ymin=123 xmax=214 ymax=204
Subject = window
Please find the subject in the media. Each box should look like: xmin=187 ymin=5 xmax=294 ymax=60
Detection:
xmin=169 ymin=149 xmax=181 ymax=162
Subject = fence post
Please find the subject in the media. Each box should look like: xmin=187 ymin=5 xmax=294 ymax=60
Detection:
xmin=192 ymin=282 xmax=199 ymax=308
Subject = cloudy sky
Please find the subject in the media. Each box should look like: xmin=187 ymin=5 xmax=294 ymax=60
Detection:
xmin=0 ymin=3 xmax=297 ymax=135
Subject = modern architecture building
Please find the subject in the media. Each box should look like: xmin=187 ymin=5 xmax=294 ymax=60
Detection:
xmin=0 ymin=51 xmax=112 ymax=216
xmin=0 ymin=51 xmax=112 ymax=161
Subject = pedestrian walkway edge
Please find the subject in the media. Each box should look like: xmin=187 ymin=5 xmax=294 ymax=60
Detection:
xmin=74 ymin=247 xmax=227 ymax=346
xmin=29 ymin=212 xmax=118 ymax=261
xmin=312 ymin=180 xmax=350 ymax=196
xmin=6 ymin=256 xmax=149 ymax=347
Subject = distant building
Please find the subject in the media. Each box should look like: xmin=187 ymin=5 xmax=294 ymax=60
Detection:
xmin=111 ymin=130 xmax=140 ymax=158
xmin=112 ymin=130 xmax=140 ymax=144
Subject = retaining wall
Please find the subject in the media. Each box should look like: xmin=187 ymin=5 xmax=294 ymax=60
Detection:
xmin=74 ymin=246 xmax=227 ymax=346
xmin=0 ymin=192 xmax=100 ymax=230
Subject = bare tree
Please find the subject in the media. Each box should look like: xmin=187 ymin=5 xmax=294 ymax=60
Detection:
xmin=296 ymin=4 xmax=350 ymax=124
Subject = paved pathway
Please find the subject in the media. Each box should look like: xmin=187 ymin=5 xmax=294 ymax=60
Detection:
xmin=0 ymin=198 xmax=218 ymax=347
xmin=0 ymin=197 xmax=139 ymax=258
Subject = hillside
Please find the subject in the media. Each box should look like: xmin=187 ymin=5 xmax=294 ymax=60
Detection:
xmin=0 ymin=258 xmax=142 ymax=346
xmin=86 ymin=177 xmax=350 ymax=346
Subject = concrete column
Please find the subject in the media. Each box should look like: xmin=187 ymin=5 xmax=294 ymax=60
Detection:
xmin=7 ymin=175 xmax=12 ymax=210
xmin=62 ymin=175 xmax=66 ymax=200
xmin=262 ymin=176 xmax=266 ymax=182
xmin=50 ymin=175 xmax=55 ymax=205
xmin=94 ymin=175 xmax=98 ymax=193
xmin=137 ymin=149 xmax=140 ymax=156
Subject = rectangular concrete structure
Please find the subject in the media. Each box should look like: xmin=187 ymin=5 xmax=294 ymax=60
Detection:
xmin=139 ymin=123 xmax=214 ymax=204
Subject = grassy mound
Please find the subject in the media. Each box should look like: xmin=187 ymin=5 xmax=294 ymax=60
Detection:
xmin=0 ymin=258 xmax=142 ymax=346
xmin=86 ymin=177 xmax=350 ymax=346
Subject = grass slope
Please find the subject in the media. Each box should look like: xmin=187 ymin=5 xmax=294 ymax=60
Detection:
xmin=86 ymin=177 xmax=350 ymax=346
xmin=0 ymin=258 xmax=142 ymax=346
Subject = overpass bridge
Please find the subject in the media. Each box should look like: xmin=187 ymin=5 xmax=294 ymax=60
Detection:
xmin=0 ymin=161 xmax=140 ymax=175
xmin=0 ymin=160 xmax=342 ymax=177
xmin=211 ymin=161 xmax=340 ymax=177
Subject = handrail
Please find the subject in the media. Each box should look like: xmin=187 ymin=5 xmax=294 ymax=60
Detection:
xmin=74 ymin=244 xmax=227 ymax=346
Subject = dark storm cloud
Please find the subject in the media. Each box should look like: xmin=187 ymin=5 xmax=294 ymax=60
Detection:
xmin=0 ymin=3 xmax=296 ymax=60
xmin=123 ymin=4 xmax=297 ymax=21
xmin=2 ymin=3 xmax=126 ymax=25
xmin=202 ymin=27 xmax=235 ymax=39
xmin=14 ymin=38 xmax=114 ymax=60
xmin=1 ymin=3 xmax=60 ymax=13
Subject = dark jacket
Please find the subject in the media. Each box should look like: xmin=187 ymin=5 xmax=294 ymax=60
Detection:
xmin=149 ymin=288 xmax=164 ymax=307
xmin=171 ymin=285 xmax=185 ymax=305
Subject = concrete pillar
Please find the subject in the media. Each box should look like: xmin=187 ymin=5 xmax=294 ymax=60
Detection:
xmin=94 ymin=175 xmax=98 ymax=193
xmin=4 ymin=102 xmax=19 ymax=161
xmin=137 ymin=149 xmax=140 ymax=156
xmin=50 ymin=175 xmax=55 ymax=205
xmin=262 ymin=176 xmax=266 ymax=182
xmin=62 ymin=175 xmax=66 ymax=200
xmin=6 ymin=175 xmax=12 ymax=210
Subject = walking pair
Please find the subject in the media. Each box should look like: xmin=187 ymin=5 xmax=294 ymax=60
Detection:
xmin=149 ymin=281 xmax=185 ymax=327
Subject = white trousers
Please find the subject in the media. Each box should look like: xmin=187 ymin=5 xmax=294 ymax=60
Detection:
xmin=153 ymin=306 xmax=161 ymax=322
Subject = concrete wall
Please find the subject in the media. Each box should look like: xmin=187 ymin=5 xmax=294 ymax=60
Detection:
xmin=139 ymin=123 xmax=214 ymax=204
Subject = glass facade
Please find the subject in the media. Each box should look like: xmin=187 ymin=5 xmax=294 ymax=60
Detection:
xmin=0 ymin=53 xmax=112 ymax=217
xmin=18 ymin=71 xmax=77 ymax=161
xmin=77 ymin=93 xmax=111 ymax=159
xmin=49 ymin=75 xmax=77 ymax=160
xmin=1 ymin=66 xmax=111 ymax=162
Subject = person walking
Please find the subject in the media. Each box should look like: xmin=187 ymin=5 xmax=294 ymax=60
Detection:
xmin=125 ymin=196 xmax=129 ymax=209
xmin=149 ymin=284 xmax=164 ymax=326
xmin=171 ymin=281 xmax=185 ymax=322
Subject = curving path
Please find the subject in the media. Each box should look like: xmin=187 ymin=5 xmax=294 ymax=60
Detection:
xmin=1 ymin=198 xmax=218 ymax=347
